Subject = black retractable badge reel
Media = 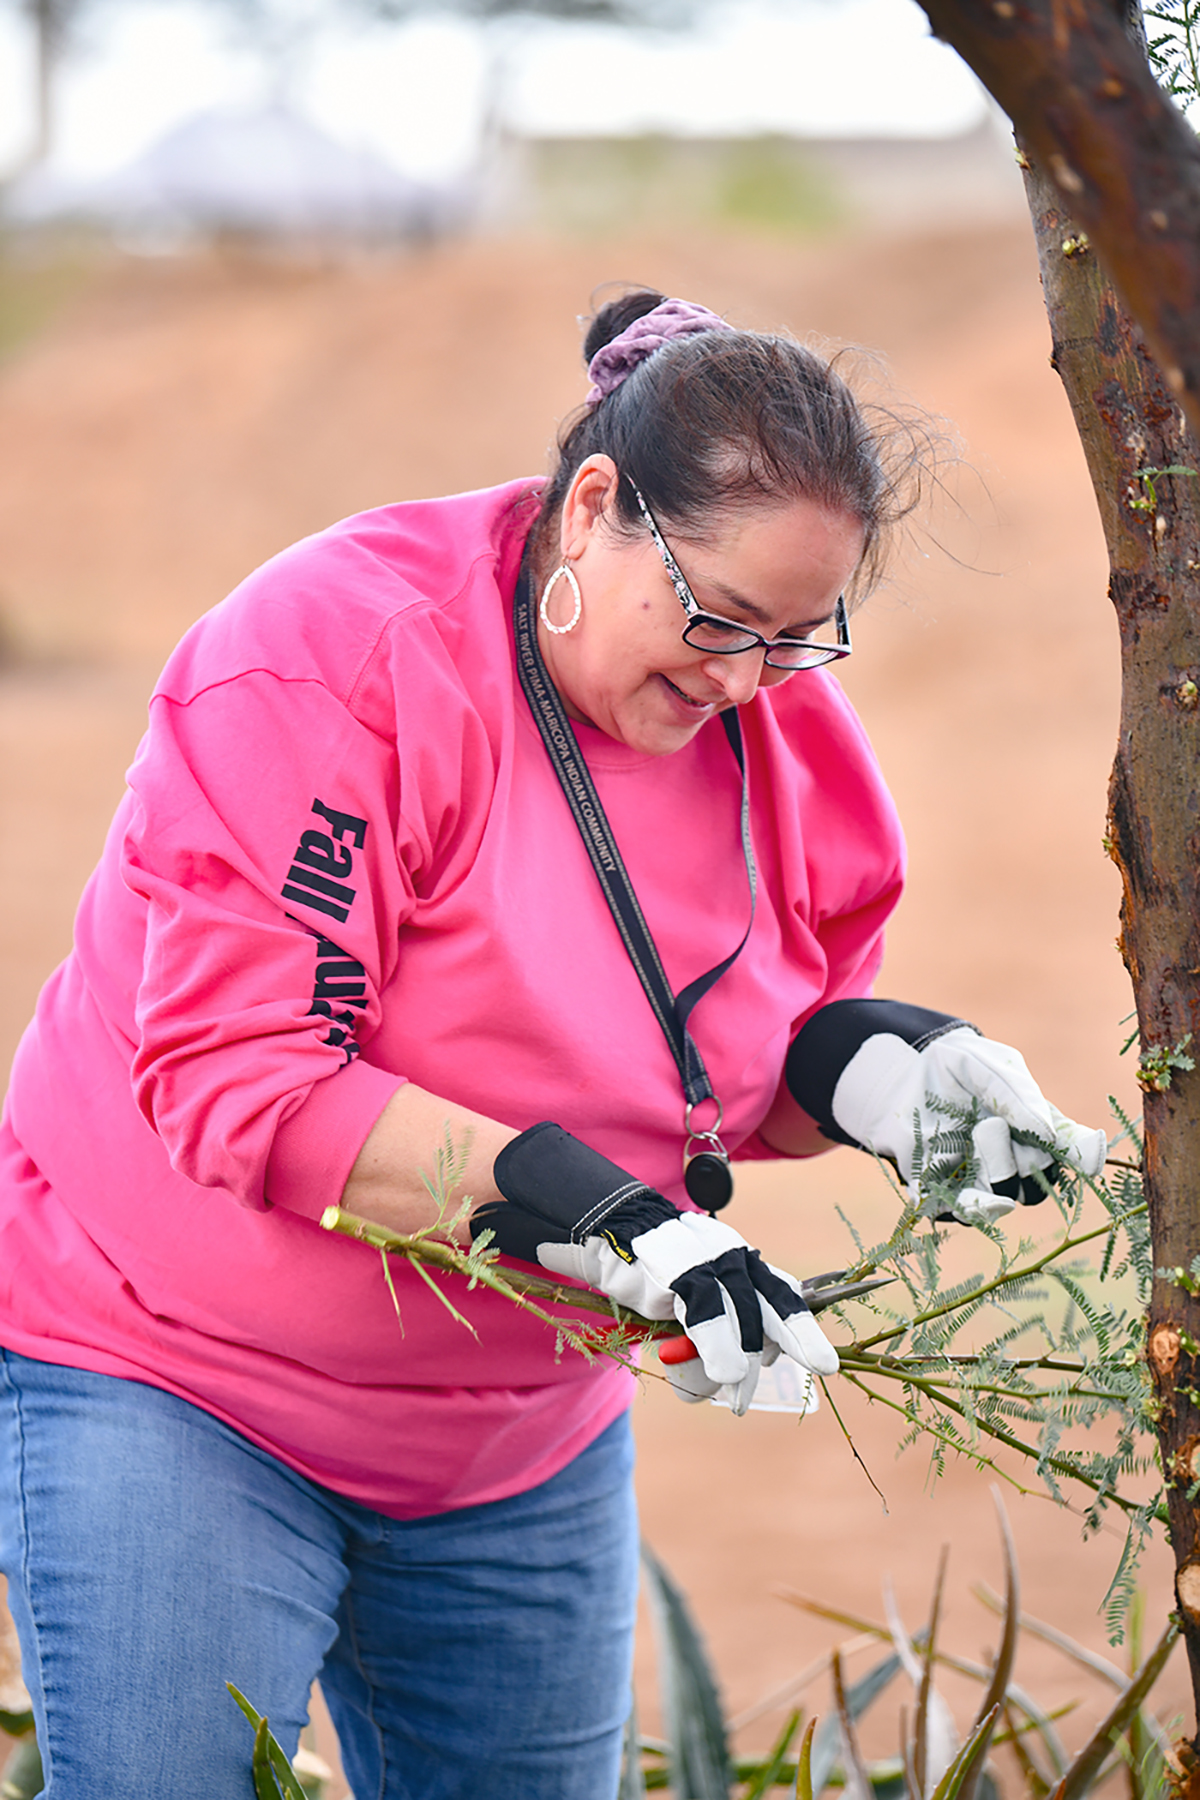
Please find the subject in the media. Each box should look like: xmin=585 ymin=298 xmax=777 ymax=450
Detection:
xmin=683 ymin=1101 xmax=733 ymax=1211
xmin=513 ymin=567 xmax=756 ymax=1214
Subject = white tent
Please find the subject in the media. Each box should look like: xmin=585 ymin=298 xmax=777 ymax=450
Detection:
xmin=7 ymin=105 xmax=461 ymax=242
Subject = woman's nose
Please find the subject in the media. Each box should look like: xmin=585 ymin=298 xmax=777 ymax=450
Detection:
xmin=703 ymin=648 xmax=767 ymax=705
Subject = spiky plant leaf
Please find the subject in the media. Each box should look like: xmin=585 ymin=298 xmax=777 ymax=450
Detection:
xmin=832 ymin=1650 xmax=874 ymax=1800
xmin=228 ymin=1683 xmax=309 ymax=1800
xmin=1051 ymin=1618 xmax=1179 ymax=1800
xmin=915 ymin=1550 xmax=952 ymax=1799
xmin=619 ymin=1695 xmax=648 ymax=1799
xmin=956 ymin=1493 xmax=1018 ymax=1800
xmin=928 ymin=1707 xmax=1001 ymax=1800
xmin=641 ymin=1546 xmax=731 ymax=1800
xmin=883 ymin=1577 xmax=957 ymax=1798
xmin=737 ymin=1706 xmax=802 ymax=1792
xmin=794 ymin=1717 xmax=818 ymax=1800
xmin=252 ymin=1715 xmax=281 ymax=1800
xmin=809 ymin=1652 xmax=904 ymax=1795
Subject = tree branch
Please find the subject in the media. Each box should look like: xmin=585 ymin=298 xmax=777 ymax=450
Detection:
xmin=915 ymin=0 xmax=1200 ymax=438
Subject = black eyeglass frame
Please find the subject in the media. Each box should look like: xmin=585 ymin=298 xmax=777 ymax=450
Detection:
xmin=627 ymin=479 xmax=852 ymax=672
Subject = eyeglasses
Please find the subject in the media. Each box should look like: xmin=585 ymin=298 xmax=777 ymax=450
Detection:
xmin=628 ymin=480 xmax=852 ymax=672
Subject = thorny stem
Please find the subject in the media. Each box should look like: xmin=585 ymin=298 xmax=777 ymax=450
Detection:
xmin=848 ymin=1207 xmax=1148 ymax=1352
xmin=321 ymin=1204 xmax=677 ymax=1339
xmin=837 ymin=1368 xmax=1044 ymax=1501
xmin=903 ymin=1354 xmax=1090 ymax=1371
xmin=846 ymin=1349 xmax=1123 ymax=1401
xmin=841 ymin=1362 xmax=1162 ymax=1521
xmin=817 ymin=1373 xmax=890 ymax=1510
xmin=326 ymin=1199 xmax=1160 ymax=1521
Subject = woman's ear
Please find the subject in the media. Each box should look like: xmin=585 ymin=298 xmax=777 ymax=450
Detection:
xmin=559 ymin=456 xmax=621 ymax=560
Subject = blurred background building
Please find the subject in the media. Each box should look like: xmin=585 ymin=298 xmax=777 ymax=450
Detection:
xmin=0 ymin=0 xmax=1019 ymax=244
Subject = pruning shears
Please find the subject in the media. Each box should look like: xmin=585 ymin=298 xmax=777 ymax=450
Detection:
xmin=657 ymin=1267 xmax=894 ymax=1366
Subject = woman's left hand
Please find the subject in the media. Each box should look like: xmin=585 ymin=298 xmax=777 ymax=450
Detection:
xmin=786 ymin=998 xmax=1108 ymax=1226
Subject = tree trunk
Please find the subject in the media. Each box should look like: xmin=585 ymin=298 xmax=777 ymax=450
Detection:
xmin=906 ymin=0 xmax=1200 ymax=1751
xmin=917 ymin=0 xmax=1200 ymax=459
xmin=1018 ymin=149 xmax=1200 ymax=1760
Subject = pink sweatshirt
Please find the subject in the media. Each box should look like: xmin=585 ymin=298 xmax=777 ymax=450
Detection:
xmin=0 ymin=481 xmax=904 ymax=1518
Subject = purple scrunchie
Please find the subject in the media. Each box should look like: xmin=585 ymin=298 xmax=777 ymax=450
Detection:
xmin=585 ymin=298 xmax=735 ymax=408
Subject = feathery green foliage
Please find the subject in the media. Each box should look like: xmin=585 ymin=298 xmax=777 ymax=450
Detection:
xmin=1145 ymin=0 xmax=1200 ymax=111
xmin=328 ymin=1102 xmax=1164 ymax=1641
xmin=819 ymin=1099 xmax=1161 ymax=1641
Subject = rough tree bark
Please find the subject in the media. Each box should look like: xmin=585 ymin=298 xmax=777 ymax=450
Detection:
xmin=916 ymin=0 xmax=1200 ymax=442
xmin=1022 ymin=150 xmax=1200 ymax=1764
xmin=911 ymin=0 xmax=1200 ymax=1760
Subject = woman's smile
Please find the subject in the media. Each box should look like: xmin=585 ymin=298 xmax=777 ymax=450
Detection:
xmin=537 ymin=456 xmax=865 ymax=756
xmin=658 ymin=674 xmax=718 ymax=715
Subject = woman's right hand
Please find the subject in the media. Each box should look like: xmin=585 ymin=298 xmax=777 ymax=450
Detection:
xmin=470 ymin=1122 xmax=838 ymax=1415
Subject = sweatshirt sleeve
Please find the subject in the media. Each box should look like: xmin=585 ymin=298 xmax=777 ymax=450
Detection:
xmin=775 ymin=670 xmax=907 ymax=1028
xmin=121 ymin=668 xmax=413 ymax=1217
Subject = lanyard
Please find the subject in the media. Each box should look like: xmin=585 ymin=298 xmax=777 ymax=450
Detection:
xmin=513 ymin=565 xmax=758 ymax=1206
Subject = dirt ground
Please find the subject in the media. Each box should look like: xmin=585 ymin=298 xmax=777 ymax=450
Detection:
xmin=0 ymin=219 xmax=1179 ymax=1790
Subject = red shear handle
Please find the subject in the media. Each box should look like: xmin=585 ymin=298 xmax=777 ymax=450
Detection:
xmin=657 ymin=1335 xmax=700 ymax=1365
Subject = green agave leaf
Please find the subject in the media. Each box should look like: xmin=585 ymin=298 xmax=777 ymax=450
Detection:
xmin=794 ymin=1717 xmax=818 ymax=1800
xmin=929 ymin=1706 xmax=1001 ymax=1800
xmin=253 ymin=1715 xmax=282 ymax=1800
xmin=641 ymin=1546 xmax=731 ymax=1800
xmin=741 ymin=1708 xmax=802 ymax=1800
xmin=229 ymin=1682 xmax=263 ymax=1731
xmin=914 ymin=1549 xmax=951 ymax=1799
xmin=956 ymin=1494 xmax=1018 ymax=1800
xmin=1051 ymin=1617 xmax=1179 ymax=1800
xmin=832 ymin=1650 xmax=874 ymax=1800
xmin=810 ymin=1652 xmax=904 ymax=1796
xmin=976 ymin=1583 xmax=1173 ymax=1778
xmin=973 ymin=1583 xmax=1121 ymax=1689
xmin=264 ymin=1728 xmax=309 ymax=1800
xmin=1002 ymin=1702 xmax=1052 ymax=1799
xmin=900 ymin=1703 xmax=921 ymax=1800
xmin=0 ymin=1734 xmax=43 ymax=1800
xmin=228 ymin=1682 xmax=309 ymax=1800
xmin=619 ymin=1696 xmax=648 ymax=1799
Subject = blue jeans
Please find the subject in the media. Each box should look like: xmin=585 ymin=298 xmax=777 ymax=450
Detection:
xmin=0 ymin=1350 xmax=638 ymax=1799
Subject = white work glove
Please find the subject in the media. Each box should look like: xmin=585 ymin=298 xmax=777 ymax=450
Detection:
xmin=471 ymin=1121 xmax=838 ymax=1415
xmin=786 ymin=1000 xmax=1108 ymax=1227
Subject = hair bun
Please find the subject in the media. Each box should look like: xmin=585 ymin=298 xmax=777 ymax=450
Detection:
xmin=582 ymin=289 xmax=668 ymax=366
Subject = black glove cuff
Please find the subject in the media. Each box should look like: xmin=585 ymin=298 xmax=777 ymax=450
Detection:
xmin=785 ymin=999 xmax=978 ymax=1145
xmin=480 ymin=1122 xmax=677 ymax=1247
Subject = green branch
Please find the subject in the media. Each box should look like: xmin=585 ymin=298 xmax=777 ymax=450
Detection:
xmin=320 ymin=1123 xmax=1164 ymax=1623
xmin=849 ymin=1207 xmax=1147 ymax=1353
xmin=319 ymin=1204 xmax=680 ymax=1361
xmin=839 ymin=1357 xmax=1163 ymax=1522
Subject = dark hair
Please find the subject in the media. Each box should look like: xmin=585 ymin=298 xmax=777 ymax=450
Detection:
xmin=533 ymin=286 xmax=942 ymax=601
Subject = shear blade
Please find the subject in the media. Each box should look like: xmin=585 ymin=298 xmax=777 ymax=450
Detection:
xmin=800 ymin=1273 xmax=894 ymax=1313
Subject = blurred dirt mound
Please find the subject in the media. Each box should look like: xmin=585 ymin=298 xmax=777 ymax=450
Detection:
xmin=0 ymin=224 xmax=1170 ymax=1777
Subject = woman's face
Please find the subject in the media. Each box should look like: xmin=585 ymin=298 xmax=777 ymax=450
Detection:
xmin=538 ymin=456 xmax=865 ymax=757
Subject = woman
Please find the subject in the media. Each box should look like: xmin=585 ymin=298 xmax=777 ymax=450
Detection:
xmin=0 ymin=290 xmax=1104 ymax=1798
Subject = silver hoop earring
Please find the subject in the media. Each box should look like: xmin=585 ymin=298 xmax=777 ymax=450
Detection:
xmin=539 ymin=562 xmax=582 ymax=635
